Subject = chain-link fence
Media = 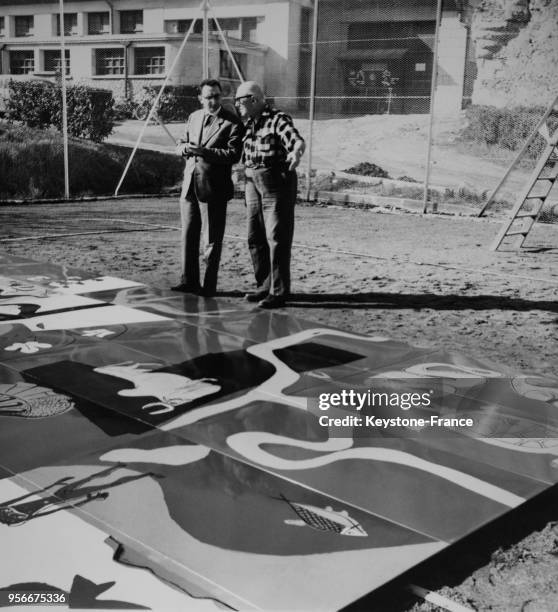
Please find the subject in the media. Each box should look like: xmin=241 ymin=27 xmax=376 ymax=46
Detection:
xmin=1 ymin=0 xmax=557 ymax=221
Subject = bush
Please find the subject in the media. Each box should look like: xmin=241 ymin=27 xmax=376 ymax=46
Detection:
xmin=312 ymin=173 xmax=372 ymax=192
xmin=6 ymin=80 xmax=114 ymax=142
xmin=461 ymin=105 xmax=558 ymax=159
xmin=135 ymin=84 xmax=200 ymax=122
xmin=342 ymin=161 xmax=391 ymax=178
xmin=0 ymin=122 xmax=183 ymax=199
xmin=113 ymin=98 xmax=138 ymax=121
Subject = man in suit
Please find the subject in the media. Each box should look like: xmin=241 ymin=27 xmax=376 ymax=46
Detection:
xmin=173 ymin=79 xmax=243 ymax=297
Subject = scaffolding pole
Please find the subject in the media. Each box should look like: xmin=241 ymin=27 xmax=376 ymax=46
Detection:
xmin=59 ymin=0 xmax=70 ymax=199
xmin=202 ymin=0 xmax=209 ymax=79
xmin=422 ymin=0 xmax=443 ymax=214
xmin=114 ymin=13 xmax=201 ymax=196
xmin=305 ymin=0 xmax=319 ymax=201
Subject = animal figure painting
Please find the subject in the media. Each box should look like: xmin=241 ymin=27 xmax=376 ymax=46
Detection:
xmin=93 ymin=362 xmax=221 ymax=415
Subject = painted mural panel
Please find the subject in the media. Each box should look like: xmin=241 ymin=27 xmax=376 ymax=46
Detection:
xmin=2 ymin=256 xmax=557 ymax=609
xmin=11 ymin=431 xmax=444 ymax=610
xmin=0 ymin=479 xmax=220 ymax=611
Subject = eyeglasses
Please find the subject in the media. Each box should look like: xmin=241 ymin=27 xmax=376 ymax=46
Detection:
xmin=201 ymin=93 xmax=221 ymax=100
xmin=234 ymin=95 xmax=254 ymax=106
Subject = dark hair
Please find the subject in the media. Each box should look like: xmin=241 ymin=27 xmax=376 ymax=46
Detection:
xmin=198 ymin=79 xmax=222 ymax=93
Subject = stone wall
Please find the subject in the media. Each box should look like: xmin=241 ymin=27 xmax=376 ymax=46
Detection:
xmin=467 ymin=0 xmax=558 ymax=107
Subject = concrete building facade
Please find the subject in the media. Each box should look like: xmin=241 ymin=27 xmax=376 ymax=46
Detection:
xmin=0 ymin=0 xmax=313 ymax=102
xmin=0 ymin=0 xmax=470 ymax=114
xmin=313 ymin=0 xmax=468 ymax=115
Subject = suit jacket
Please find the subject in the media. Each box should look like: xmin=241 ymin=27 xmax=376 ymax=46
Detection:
xmin=179 ymin=106 xmax=243 ymax=203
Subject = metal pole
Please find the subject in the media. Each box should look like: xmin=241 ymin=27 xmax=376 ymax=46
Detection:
xmin=477 ymin=92 xmax=558 ymax=217
xmin=422 ymin=0 xmax=443 ymax=214
xmin=305 ymin=0 xmax=319 ymax=201
xmin=114 ymin=14 xmax=200 ymax=196
xmin=59 ymin=0 xmax=70 ymax=199
xmin=202 ymin=0 xmax=209 ymax=79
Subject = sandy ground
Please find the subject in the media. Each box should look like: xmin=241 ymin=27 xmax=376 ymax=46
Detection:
xmin=1 ymin=197 xmax=558 ymax=611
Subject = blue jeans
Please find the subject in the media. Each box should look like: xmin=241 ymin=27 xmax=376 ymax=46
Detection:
xmin=245 ymin=166 xmax=297 ymax=297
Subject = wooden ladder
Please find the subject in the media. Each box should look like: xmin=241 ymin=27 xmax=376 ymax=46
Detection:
xmin=491 ymin=124 xmax=558 ymax=251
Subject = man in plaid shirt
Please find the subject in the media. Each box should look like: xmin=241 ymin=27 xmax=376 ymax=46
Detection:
xmin=235 ymin=81 xmax=305 ymax=309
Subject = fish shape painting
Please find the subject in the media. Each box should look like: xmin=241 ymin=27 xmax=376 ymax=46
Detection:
xmin=281 ymin=495 xmax=368 ymax=537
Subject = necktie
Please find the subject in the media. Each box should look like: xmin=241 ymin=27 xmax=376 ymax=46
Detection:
xmin=199 ymin=114 xmax=212 ymax=144
xmin=202 ymin=114 xmax=214 ymax=141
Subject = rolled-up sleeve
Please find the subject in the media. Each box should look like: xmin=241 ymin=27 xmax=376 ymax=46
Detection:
xmin=275 ymin=113 xmax=305 ymax=154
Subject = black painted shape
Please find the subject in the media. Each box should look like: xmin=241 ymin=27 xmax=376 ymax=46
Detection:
xmin=24 ymin=350 xmax=276 ymax=426
xmin=0 ymin=302 xmax=108 ymax=323
xmin=160 ymin=350 xmax=275 ymax=384
xmin=101 ymin=448 xmax=435 ymax=555
xmin=0 ymin=466 xmax=158 ymax=526
xmin=72 ymin=401 xmax=154 ymax=437
xmin=272 ymin=342 xmax=365 ymax=372
xmin=0 ymin=303 xmax=41 ymax=321
xmin=0 ymin=583 xmax=64 ymax=607
xmin=69 ymin=575 xmax=150 ymax=610
xmin=0 ymin=577 xmax=149 ymax=610
xmin=0 ymin=381 xmax=154 ymax=474
xmin=175 ymin=399 xmax=550 ymax=541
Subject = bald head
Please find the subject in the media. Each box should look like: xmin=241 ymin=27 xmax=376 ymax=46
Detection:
xmin=235 ymin=81 xmax=266 ymax=119
xmin=236 ymin=81 xmax=264 ymax=101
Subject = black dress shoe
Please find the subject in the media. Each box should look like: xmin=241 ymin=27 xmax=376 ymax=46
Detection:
xmin=199 ymin=288 xmax=216 ymax=298
xmin=171 ymin=283 xmax=201 ymax=294
xmin=257 ymin=294 xmax=286 ymax=309
xmin=244 ymin=290 xmax=268 ymax=303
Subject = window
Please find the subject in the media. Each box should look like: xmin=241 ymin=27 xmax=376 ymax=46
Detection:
xmin=347 ymin=21 xmax=435 ymax=50
xmin=134 ymin=47 xmax=165 ymax=75
xmin=44 ymin=49 xmax=70 ymax=74
xmin=300 ymin=9 xmax=311 ymax=45
xmin=88 ymin=12 xmax=110 ymax=35
xmin=164 ymin=19 xmax=192 ymax=34
xmin=241 ymin=17 xmax=259 ymax=42
xmin=219 ymin=50 xmax=246 ymax=80
xmin=215 ymin=18 xmax=240 ymax=38
xmin=0 ymin=17 xmax=5 ymax=37
xmin=192 ymin=19 xmax=234 ymax=35
xmin=56 ymin=13 xmax=78 ymax=36
xmin=193 ymin=20 xmax=207 ymax=34
xmin=10 ymin=50 xmax=34 ymax=74
xmin=15 ymin=15 xmax=34 ymax=37
xmin=190 ymin=17 xmax=260 ymax=42
xmin=120 ymin=10 xmax=143 ymax=34
xmin=95 ymin=48 xmax=124 ymax=75
xmin=164 ymin=16 xmax=260 ymax=40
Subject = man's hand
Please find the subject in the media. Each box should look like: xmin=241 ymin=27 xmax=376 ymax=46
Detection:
xmin=185 ymin=144 xmax=206 ymax=157
xmin=176 ymin=142 xmax=206 ymax=158
xmin=176 ymin=140 xmax=189 ymax=157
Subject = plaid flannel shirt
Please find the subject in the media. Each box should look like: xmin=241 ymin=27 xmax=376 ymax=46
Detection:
xmin=242 ymin=105 xmax=304 ymax=168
